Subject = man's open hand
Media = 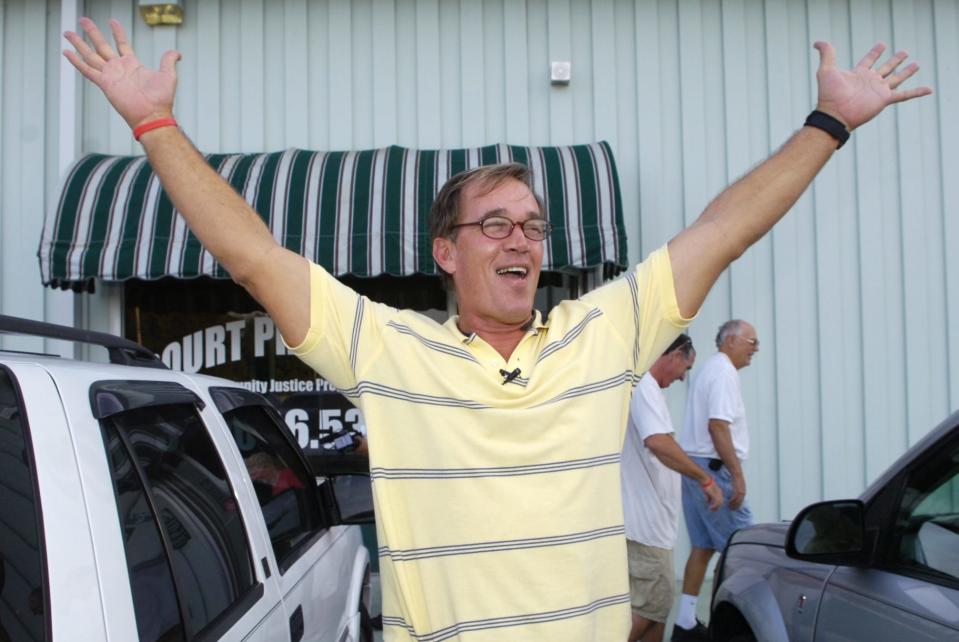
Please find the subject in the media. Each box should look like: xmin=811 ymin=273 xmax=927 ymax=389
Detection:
xmin=703 ymin=479 xmax=723 ymax=512
xmin=814 ymin=41 xmax=932 ymax=131
xmin=64 ymin=18 xmax=180 ymax=130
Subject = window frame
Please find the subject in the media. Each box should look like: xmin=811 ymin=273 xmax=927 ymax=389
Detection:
xmin=874 ymin=429 xmax=959 ymax=592
xmin=93 ymin=379 xmax=263 ymax=640
xmin=210 ymin=386 xmax=333 ymax=574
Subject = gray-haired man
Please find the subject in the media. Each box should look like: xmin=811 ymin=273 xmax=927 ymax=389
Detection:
xmin=673 ymin=320 xmax=758 ymax=640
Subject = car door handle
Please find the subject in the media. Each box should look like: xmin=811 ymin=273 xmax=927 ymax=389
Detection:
xmin=290 ymin=604 xmax=304 ymax=642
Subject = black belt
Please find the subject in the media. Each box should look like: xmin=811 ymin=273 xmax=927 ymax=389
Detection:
xmin=708 ymin=458 xmax=723 ymax=471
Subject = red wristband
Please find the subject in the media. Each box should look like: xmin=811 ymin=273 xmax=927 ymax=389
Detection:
xmin=133 ymin=117 xmax=178 ymax=141
xmin=700 ymin=477 xmax=715 ymax=489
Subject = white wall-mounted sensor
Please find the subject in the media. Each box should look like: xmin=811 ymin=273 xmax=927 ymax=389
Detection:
xmin=551 ymin=61 xmax=571 ymax=85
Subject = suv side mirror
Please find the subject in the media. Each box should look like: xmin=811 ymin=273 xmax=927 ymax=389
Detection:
xmin=331 ymin=474 xmax=374 ymax=524
xmin=315 ymin=473 xmax=375 ymax=524
xmin=309 ymin=454 xmax=375 ymax=525
xmin=786 ymin=499 xmax=868 ymax=566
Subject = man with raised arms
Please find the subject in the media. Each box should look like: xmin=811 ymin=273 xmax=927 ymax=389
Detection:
xmin=64 ymin=18 xmax=930 ymax=642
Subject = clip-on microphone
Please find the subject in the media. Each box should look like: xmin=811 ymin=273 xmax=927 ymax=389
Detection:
xmin=499 ymin=367 xmax=522 ymax=385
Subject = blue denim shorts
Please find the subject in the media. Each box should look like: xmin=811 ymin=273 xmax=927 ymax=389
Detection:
xmin=681 ymin=456 xmax=753 ymax=550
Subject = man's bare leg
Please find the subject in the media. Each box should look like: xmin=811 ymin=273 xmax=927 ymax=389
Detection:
xmin=629 ymin=613 xmax=666 ymax=642
xmin=645 ymin=621 xmax=666 ymax=642
xmin=681 ymin=547 xmax=714 ymax=597
xmin=674 ymin=547 xmax=714 ymax=630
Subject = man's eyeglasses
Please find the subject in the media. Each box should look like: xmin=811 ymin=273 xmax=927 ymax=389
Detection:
xmin=452 ymin=215 xmax=554 ymax=241
xmin=741 ymin=337 xmax=759 ymax=348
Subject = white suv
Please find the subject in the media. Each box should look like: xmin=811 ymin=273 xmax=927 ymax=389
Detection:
xmin=0 ymin=315 xmax=373 ymax=642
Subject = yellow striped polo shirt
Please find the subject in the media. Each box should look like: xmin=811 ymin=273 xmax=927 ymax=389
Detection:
xmin=291 ymin=245 xmax=688 ymax=641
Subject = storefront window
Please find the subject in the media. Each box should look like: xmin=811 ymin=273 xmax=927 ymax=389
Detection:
xmin=124 ymin=271 xmax=583 ymax=455
xmin=124 ymin=275 xmax=440 ymax=455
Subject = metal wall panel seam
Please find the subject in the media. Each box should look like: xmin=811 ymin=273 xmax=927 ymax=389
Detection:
xmin=305 ymin=0 xmax=328 ymax=150
xmin=831 ymin=1 xmax=867 ymax=497
xmin=371 ymin=0 xmax=398 ymax=147
xmin=727 ymin=0 xmax=780 ymax=522
xmin=633 ymin=0 xmax=661 ymax=263
xmin=870 ymin=2 xmax=910 ymax=478
xmin=481 ymin=0 xmax=506 ymax=145
xmin=933 ymin=0 xmax=959 ymax=410
xmin=502 ymin=0 xmax=529 ymax=146
xmin=525 ymin=0 xmax=550 ymax=144
xmin=0 ymin=0 xmax=7 ymax=319
xmin=263 ymin=1 xmax=287 ymax=150
xmin=393 ymin=0 xmax=416 ymax=148
xmin=349 ymin=0 xmax=373 ymax=150
xmin=174 ymin=0 xmax=197 ymax=144
xmin=219 ymin=0 xmax=242 ymax=151
xmin=911 ymin=1 xmax=950 ymax=432
xmin=546 ymin=0 xmax=573 ymax=145
xmin=891 ymin=0 xmax=933 ymax=447
xmin=810 ymin=0 xmax=851 ymax=493
xmin=5 ymin=5 xmax=32 ymax=326
xmin=240 ymin=0 xmax=266 ymax=152
xmin=763 ymin=0 xmax=796 ymax=508
xmin=850 ymin=0 xmax=894 ymax=483
xmin=589 ymin=1 xmax=618 ymax=251
xmin=47 ymin=0 xmax=75 ymax=355
xmin=763 ymin=0 xmax=805 ymax=519
xmin=414 ymin=0 xmax=440 ymax=148
xmin=569 ymin=0 xmax=593 ymax=145
xmin=195 ymin=0 xmax=221 ymax=151
xmin=802 ymin=0 xmax=831 ymax=500
xmin=108 ymin=0 xmax=135 ymax=155
xmin=435 ymin=1 xmax=458 ymax=147
xmin=608 ymin=0 xmax=638 ymax=266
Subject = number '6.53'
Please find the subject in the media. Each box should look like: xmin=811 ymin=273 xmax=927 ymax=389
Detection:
xmin=284 ymin=407 xmax=364 ymax=449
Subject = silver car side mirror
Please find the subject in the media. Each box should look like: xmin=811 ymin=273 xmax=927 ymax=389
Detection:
xmin=786 ymin=499 xmax=867 ymax=565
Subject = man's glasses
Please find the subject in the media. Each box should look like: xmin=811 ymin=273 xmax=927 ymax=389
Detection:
xmin=741 ymin=337 xmax=759 ymax=348
xmin=452 ymin=215 xmax=554 ymax=241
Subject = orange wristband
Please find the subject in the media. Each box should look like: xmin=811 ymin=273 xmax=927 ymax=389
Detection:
xmin=133 ymin=117 xmax=178 ymax=141
xmin=700 ymin=477 xmax=715 ymax=489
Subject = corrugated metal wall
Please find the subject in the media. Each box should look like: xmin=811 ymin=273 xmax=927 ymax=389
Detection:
xmin=2 ymin=0 xmax=958 ymax=548
xmin=0 ymin=0 xmax=72 ymax=353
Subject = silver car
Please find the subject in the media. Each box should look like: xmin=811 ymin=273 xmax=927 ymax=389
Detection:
xmin=710 ymin=410 xmax=959 ymax=641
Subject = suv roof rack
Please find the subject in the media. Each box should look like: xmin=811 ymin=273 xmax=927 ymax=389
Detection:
xmin=0 ymin=314 xmax=167 ymax=369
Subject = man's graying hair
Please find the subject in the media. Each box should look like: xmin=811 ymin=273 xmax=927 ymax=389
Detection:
xmin=663 ymin=334 xmax=694 ymax=358
xmin=715 ymin=320 xmax=745 ymax=348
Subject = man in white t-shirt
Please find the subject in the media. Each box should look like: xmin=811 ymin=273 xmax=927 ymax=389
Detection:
xmin=621 ymin=334 xmax=723 ymax=642
xmin=672 ymin=320 xmax=758 ymax=641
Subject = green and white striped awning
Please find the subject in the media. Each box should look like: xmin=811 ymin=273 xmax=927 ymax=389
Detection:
xmin=40 ymin=142 xmax=627 ymax=290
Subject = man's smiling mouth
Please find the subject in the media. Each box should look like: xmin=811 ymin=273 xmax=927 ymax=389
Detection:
xmin=496 ymin=266 xmax=529 ymax=278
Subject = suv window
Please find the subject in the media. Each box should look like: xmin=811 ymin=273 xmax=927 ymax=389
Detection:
xmin=100 ymin=400 xmax=256 ymax=640
xmin=220 ymin=403 xmax=329 ymax=571
xmin=0 ymin=368 xmax=47 ymax=642
xmin=891 ymin=437 xmax=959 ymax=583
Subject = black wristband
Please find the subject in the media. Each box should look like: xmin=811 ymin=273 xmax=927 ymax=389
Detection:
xmin=804 ymin=110 xmax=850 ymax=149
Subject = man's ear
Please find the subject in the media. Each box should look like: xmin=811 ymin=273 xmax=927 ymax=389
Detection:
xmin=433 ymin=237 xmax=456 ymax=275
